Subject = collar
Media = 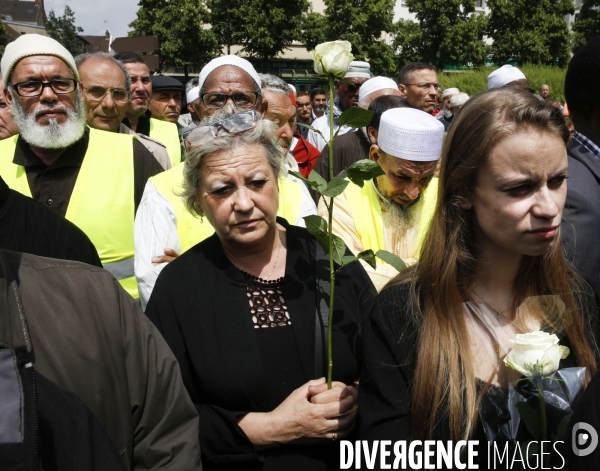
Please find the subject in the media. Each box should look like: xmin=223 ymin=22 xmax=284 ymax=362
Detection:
xmin=13 ymin=127 xmax=90 ymax=169
xmin=573 ymin=132 xmax=600 ymax=161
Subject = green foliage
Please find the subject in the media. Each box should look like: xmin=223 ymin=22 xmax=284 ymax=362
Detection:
xmin=130 ymin=0 xmax=220 ymax=72
xmin=487 ymin=0 xmax=574 ymax=67
xmin=438 ymin=65 xmax=567 ymax=102
xmin=300 ymin=11 xmax=328 ymax=52
xmin=346 ymin=159 xmax=385 ymax=188
xmin=207 ymin=0 xmax=310 ymax=70
xmin=46 ymin=6 xmax=85 ymax=56
xmin=314 ymin=0 xmax=397 ymax=75
xmin=396 ymin=0 xmax=488 ymax=68
xmin=338 ymin=107 xmax=373 ymax=128
xmin=572 ymin=0 xmax=600 ymax=52
xmin=375 ymin=250 xmax=407 ymax=272
xmin=0 ymin=19 xmax=7 ymax=56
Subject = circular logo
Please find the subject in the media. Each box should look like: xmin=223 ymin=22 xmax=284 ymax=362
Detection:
xmin=572 ymin=422 xmax=599 ymax=457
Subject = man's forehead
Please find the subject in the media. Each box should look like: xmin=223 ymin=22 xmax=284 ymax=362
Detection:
xmin=409 ymin=68 xmax=438 ymax=81
xmin=264 ymin=91 xmax=295 ymax=118
xmin=296 ymin=96 xmax=311 ymax=103
xmin=79 ymin=59 xmax=125 ymax=81
xmin=388 ymin=155 xmax=436 ymax=174
xmin=204 ymin=65 xmax=256 ymax=91
xmin=12 ymin=55 xmax=73 ymax=78
xmin=123 ymin=62 xmax=149 ymax=77
xmin=313 ymin=94 xmax=326 ymax=100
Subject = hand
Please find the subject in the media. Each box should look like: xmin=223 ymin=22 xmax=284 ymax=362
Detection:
xmin=237 ymin=378 xmax=356 ymax=447
xmin=152 ymin=248 xmax=179 ymax=265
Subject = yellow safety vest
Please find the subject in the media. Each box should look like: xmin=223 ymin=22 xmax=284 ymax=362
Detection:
xmin=149 ymin=118 xmax=181 ymax=167
xmin=342 ymin=178 xmax=439 ymax=263
xmin=150 ymin=163 xmax=303 ymax=254
xmin=0 ymin=129 xmax=139 ymax=298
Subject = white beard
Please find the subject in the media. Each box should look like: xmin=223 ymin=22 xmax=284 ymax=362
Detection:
xmin=10 ymin=89 xmax=86 ymax=149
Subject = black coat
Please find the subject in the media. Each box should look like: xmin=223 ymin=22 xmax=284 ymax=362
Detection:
xmin=146 ymin=218 xmax=377 ymax=470
xmin=562 ymin=138 xmax=600 ymax=296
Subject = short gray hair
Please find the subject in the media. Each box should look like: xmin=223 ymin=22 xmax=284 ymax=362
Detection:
xmin=182 ymin=107 xmax=285 ymax=216
xmin=186 ymin=77 xmax=199 ymax=93
xmin=74 ymin=52 xmax=131 ymax=91
xmin=259 ymin=73 xmax=289 ymax=96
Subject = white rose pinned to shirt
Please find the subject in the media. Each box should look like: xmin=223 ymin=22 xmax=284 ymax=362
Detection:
xmin=504 ymin=331 xmax=570 ymax=378
xmin=310 ymin=41 xmax=354 ymax=79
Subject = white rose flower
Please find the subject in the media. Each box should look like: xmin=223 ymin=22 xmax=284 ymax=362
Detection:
xmin=310 ymin=41 xmax=354 ymax=79
xmin=504 ymin=331 xmax=570 ymax=378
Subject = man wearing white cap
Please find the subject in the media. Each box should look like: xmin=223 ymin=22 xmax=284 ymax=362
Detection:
xmin=319 ymin=107 xmax=444 ymax=290
xmin=0 ymin=34 xmax=163 ymax=299
xmin=315 ymin=76 xmax=401 ymax=182
xmin=438 ymin=87 xmax=459 ymax=129
xmin=75 ymin=52 xmax=171 ymax=170
xmin=487 ymin=64 xmax=529 ymax=90
xmin=134 ymin=57 xmax=316 ymax=308
xmin=307 ymin=61 xmax=371 ymax=152
xmin=114 ymin=51 xmax=181 ymax=166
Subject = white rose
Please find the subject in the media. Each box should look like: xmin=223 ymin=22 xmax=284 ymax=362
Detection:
xmin=310 ymin=41 xmax=354 ymax=79
xmin=504 ymin=331 xmax=570 ymax=378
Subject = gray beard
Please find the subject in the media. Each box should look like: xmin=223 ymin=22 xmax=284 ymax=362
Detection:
xmin=10 ymin=89 xmax=86 ymax=149
xmin=438 ymin=107 xmax=453 ymax=119
xmin=373 ymin=181 xmax=425 ymax=235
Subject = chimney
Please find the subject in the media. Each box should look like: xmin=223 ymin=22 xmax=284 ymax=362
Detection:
xmin=105 ymin=30 xmax=110 ymax=41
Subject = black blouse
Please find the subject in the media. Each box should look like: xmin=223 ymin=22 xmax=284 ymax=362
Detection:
xmin=146 ymin=218 xmax=377 ymax=470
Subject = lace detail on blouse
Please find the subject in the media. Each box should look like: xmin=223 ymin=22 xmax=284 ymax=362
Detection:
xmin=239 ymin=270 xmax=292 ymax=328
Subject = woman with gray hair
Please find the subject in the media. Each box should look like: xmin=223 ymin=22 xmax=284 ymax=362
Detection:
xmin=145 ymin=109 xmax=376 ymax=470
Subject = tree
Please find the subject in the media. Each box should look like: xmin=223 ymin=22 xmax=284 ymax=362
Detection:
xmin=571 ymin=0 xmax=600 ymax=52
xmin=130 ymin=0 xmax=220 ymax=76
xmin=487 ymin=0 xmax=574 ymax=67
xmin=308 ymin=0 xmax=397 ymax=75
xmin=395 ymin=0 xmax=489 ymax=69
xmin=206 ymin=0 xmax=310 ymax=72
xmin=46 ymin=6 xmax=85 ymax=56
xmin=0 ymin=17 xmax=7 ymax=56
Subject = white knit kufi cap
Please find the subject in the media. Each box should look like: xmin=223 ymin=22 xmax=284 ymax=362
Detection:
xmin=449 ymin=92 xmax=469 ymax=108
xmin=344 ymin=61 xmax=371 ymax=79
xmin=186 ymin=86 xmax=200 ymax=104
xmin=358 ymin=76 xmax=398 ymax=103
xmin=198 ymin=55 xmax=260 ymax=91
xmin=442 ymin=87 xmax=459 ymax=98
xmin=1 ymin=34 xmax=79 ymax=86
xmin=378 ymin=108 xmax=444 ymax=162
xmin=487 ymin=64 xmax=526 ymax=89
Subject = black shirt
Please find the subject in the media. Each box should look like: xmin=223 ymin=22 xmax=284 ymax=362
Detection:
xmin=0 ymin=176 xmax=101 ymax=266
xmin=13 ymin=127 xmax=163 ymax=216
xmin=122 ymin=110 xmax=151 ymax=136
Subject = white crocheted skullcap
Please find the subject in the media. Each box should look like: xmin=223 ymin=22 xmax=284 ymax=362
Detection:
xmin=186 ymin=86 xmax=200 ymax=104
xmin=344 ymin=61 xmax=371 ymax=79
xmin=449 ymin=92 xmax=469 ymax=108
xmin=358 ymin=76 xmax=398 ymax=103
xmin=442 ymin=87 xmax=459 ymax=98
xmin=378 ymin=108 xmax=444 ymax=162
xmin=198 ymin=55 xmax=261 ymax=92
xmin=1 ymin=34 xmax=79 ymax=86
xmin=487 ymin=64 xmax=526 ymax=89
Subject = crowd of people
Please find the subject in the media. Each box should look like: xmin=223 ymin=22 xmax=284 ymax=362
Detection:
xmin=1 ymin=31 xmax=600 ymax=470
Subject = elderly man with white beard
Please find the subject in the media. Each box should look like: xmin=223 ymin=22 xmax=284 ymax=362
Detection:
xmin=0 ymin=34 xmax=163 ymax=299
xmin=318 ymin=108 xmax=444 ymax=290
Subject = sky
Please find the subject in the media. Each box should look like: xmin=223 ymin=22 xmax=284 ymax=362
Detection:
xmin=43 ymin=0 xmax=139 ymax=41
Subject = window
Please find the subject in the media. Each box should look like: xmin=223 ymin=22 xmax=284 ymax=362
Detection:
xmin=476 ymin=0 xmax=485 ymax=7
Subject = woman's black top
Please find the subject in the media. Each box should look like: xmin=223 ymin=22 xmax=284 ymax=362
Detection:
xmin=358 ymin=282 xmax=599 ymax=470
xmin=146 ymin=218 xmax=377 ymax=470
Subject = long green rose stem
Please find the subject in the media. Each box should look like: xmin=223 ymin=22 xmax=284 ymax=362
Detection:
xmin=327 ymin=75 xmax=336 ymax=390
xmin=537 ymin=376 xmax=548 ymax=467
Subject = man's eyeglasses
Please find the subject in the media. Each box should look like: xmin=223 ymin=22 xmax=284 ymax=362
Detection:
xmin=296 ymin=102 xmax=311 ymax=109
xmin=406 ymin=82 xmax=442 ymax=92
xmin=200 ymin=91 xmax=259 ymax=110
xmin=185 ymin=110 xmax=259 ymax=148
xmin=81 ymin=84 xmax=129 ymax=104
xmin=9 ymin=79 xmax=78 ymax=97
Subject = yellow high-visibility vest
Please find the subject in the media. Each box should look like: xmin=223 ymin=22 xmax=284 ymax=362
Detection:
xmin=150 ymin=163 xmax=303 ymax=254
xmin=342 ymin=178 xmax=439 ymax=263
xmin=149 ymin=118 xmax=181 ymax=166
xmin=0 ymin=129 xmax=139 ymax=298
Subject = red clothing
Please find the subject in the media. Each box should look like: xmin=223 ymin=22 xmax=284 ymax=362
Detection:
xmin=292 ymin=133 xmax=320 ymax=178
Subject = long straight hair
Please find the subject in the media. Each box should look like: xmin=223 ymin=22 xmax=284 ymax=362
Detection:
xmin=385 ymin=88 xmax=598 ymax=441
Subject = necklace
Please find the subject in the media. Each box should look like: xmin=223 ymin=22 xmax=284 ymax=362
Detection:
xmin=471 ymin=289 xmax=513 ymax=321
xmin=263 ymin=237 xmax=281 ymax=280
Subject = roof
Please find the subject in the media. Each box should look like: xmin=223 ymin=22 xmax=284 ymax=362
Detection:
xmin=0 ymin=1 xmax=42 ymax=24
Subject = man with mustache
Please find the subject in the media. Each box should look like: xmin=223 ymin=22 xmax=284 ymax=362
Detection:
xmin=114 ymin=51 xmax=181 ymax=166
xmin=306 ymin=61 xmax=371 ymax=151
xmin=0 ymin=35 xmax=163 ymax=299
xmin=75 ymin=52 xmax=171 ymax=170
xmin=319 ymin=107 xmax=444 ymax=290
xmin=310 ymin=88 xmax=327 ymax=120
